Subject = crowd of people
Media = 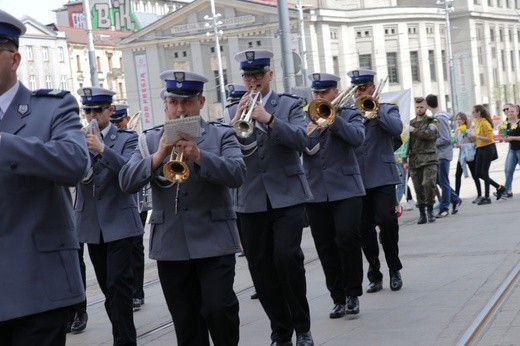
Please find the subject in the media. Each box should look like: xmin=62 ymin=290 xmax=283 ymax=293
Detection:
xmin=2 ymin=8 xmax=519 ymax=346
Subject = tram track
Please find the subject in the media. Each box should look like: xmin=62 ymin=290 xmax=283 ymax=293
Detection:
xmin=456 ymin=260 xmax=520 ymax=346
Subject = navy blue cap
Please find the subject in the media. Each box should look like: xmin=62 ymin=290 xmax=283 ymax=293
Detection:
xmin=77 ymin=87 xmax=116 ymax=108
xmin=226 ymin=83 xmax=247 ymax=101
xmin=0 ymin=10 xmax=26 ymax=47
xmin=308 ymin=72 xmax=340 ymax=91
xmin=347 ymin=69 xmax=376 ymax=85
xmin=160 ymin=70 xmax=208 ymax=98
xmin=110 ymin=103 xmax=129 ymax=121
xmin=234 ymin=49 xmax=273 ymax=72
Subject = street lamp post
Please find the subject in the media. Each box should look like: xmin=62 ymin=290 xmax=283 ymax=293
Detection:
xmin=437 ymin=0 xmax=457 ymax=115
xmin=205 ymin=0 xmax=226 ymax=110
xmin=296 ymin=0 xmax=309 ymax=86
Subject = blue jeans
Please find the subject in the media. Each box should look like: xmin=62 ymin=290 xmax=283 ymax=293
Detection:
xmin=437 ymin=159 xmax=461 ymax=212
xmin=504 ymin=148 xmax=520 ymax=191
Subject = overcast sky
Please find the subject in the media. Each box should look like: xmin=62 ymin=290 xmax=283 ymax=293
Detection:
xmin=1 ymin=0 xmax=69 ymax=25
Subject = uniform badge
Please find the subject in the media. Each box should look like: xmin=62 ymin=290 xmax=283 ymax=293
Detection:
xmin=18 ymin=104 xmax=28 ymax=114
xmin=228 ymin=84 xmax=235 ymax=92
xmin=271 ymin=99 xmax=277 ymax=107
xmin=110 ymin=134 xmax=116 ymax=140
xmin=312 ymin=73 xmax=321 ymax=81
xmin=83 ymin=88 xmax=93 ymax=101
xmin=245 ymin=51 xmax=255 ymax=63
xmin=174 ymin=72 xmax=185 ymax=88
xmin=351 ymin=70 xmax=359 ymax=77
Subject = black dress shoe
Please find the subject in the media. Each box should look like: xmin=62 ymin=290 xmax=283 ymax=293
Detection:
xmin=70 ymin=312 xmax=88 ymax=333
xmin=477 ymin=197 xmax=491 ymax=205
xmin=345 ymin=296 xmax=359 ymax=315
xmin=133 ymin=298 xmax=142 ymax=311
xmin=390 ymin=271 xmax=403 ymax=291
xmin=296 ymin=331 xmax=314 ymax=346
xmin=65 ymin=321 xmax=72 ymax=334
xmin=251 ymin=291 xmax=258 ymax=299
xmin=329 ymin=304 xmax=346 ymax=319
xmin=366 ymin=281 xmax=383 ymax=293
xmin=270 ymin=341 xmax=293 ymax=346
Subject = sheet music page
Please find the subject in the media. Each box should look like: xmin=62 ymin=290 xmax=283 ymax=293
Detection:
xmin=164 ymin=116 xmax=201 ymax=144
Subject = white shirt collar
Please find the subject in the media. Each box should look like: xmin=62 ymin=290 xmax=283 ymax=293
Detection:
xmin=0 ymin=81 xmax=20 ymax=117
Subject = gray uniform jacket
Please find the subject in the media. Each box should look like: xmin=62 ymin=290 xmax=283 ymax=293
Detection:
xmin=119 ymin=120 xmax=246 ymax=261
xmin=228 ymin=93 xmax=313 ymax=213
xmin=355 ymin=103 xmax=403 ymax=189
xmin=75 ymin=124 xmax=144 ymax=244
xmin=303 ymin=107 xmax=366 ymax=202
xmin=0 ymin=85 xmax=89 ymax=321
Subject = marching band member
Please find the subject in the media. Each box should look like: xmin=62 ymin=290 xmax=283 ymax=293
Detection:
xmin=75 ymin=86 xmax=143 ymax=345
xmin=349 ymin=69 xmax=404 ymax=294
xmin=0 ymin=10 xmax=89 ymax=345
xmin=303 ymin=72 xmax=366 ymax=318
xmin=110 ymin=103 xmax=147 ymax=311
xmin=228 ymin=49 xmax=315 ymax=346
xmin=119 ymin=70 xmax=245 ymax=346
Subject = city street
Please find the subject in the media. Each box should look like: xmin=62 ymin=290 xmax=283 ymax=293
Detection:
xmin=67 ymin=142 xmax=520 ymax=346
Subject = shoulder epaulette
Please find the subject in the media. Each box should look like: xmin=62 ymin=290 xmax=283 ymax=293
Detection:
xmin=143 ymin=124 xmax=164 ymax=134
xmin=33 ymin=89 xmax=70 ymax=98
xmin=225 ymin=101 xmax=239 ymax=109
xmin=117 ymin=128 xmax=135 ymax=134
xmin=279 ymin=93 xmax=304 ymax=101
xmin=209 ymin=121 xmax=232 ymax=128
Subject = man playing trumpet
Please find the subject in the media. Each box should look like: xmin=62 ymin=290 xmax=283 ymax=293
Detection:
xmin=119 ymin=70 xmax=246 ymax=346
xmin=303 ymin=72 xmax=366 ymax=318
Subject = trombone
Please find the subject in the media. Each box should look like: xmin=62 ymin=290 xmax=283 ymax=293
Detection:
xmin=307 ymin=84 xmax=359 ymax=135
xmin=355 ymin=76 xmax=388 ymax=120
xmin=128 ymin=111 xmax=141 ymax=131
xmin=233 ymin=86 xmax=261 ymax=138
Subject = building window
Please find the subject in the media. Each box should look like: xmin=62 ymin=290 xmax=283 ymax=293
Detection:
xmin=76 ymin=55 xmax=81 ymax=71
xmin=410 ymin=51 xmax=420 ymax=82
xmin=478 ymin=47 xmax=483 ymax=65
xmin=45 ymin=75 xmax=52 ymax=89
xmin=502 ymin=49 xmax=506 ymax=70
xmin=386 ymin=52 xmax=399 ymax=83
xmin=426 ymin=26 xmax=434 ymax=34
xmin=500 ymin=29 xmax=504 ymax=42
xmin=384 ymin=26 xmax=396 ymax=35
xmin=511 ymin=50 xmax=515 ymax=70
xmin=214 ymin=69 xmax=228 ymax=103
xmin=60 ymin=75 xmax=67 ymax=89
xmin=408 ymin=25 xmax=418 ymax=35
xmin=183 ymin=51 xmax=187 ymax=57
xmin=428 ymin=50 xmax=436 ymax=81
xmin=118 ymin=82 xmax=124 ymax=97
xmin=358 ymin=54 xmax=372 ymax=70
xmin=330 ymin=28 xmax=338 ymax=40
xmin=256 ymin=40 xmax=261 ymax=46
xmin=355 ymin=28 xmax=372 ymax=38
xmin=27 ymin=46 xmax=33 ymax=61
xmin=42 ymin=47 xmax=49 ymax=61
xmin=107 ymin=54 xmax=113 ymax=70
xmin=29 ymin=75 xmax=36 ymax=90
xmin=490 ymin=28 xmax=495 ymax=41
xmin=58 ymin=47 xmax=64 ymax=62
xmin=509 ymin=29 xmax=513 ymax=42
xmin=174 ymin=52 xmax=179 ymax=58
xmin=96 ymin=56 xmax=101 ymax=71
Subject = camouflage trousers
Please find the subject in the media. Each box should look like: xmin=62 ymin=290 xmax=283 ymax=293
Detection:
xmin=410 ymin=163 xmax=438 ymax=207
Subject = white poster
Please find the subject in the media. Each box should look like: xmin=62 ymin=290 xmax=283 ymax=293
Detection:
xmin=453 ymin=51 xmax=475 ymax=117
xmin=380 ymin=89 xmax=412 ymax=125
xmin=134 ymin=54 xmax=154 ymax=130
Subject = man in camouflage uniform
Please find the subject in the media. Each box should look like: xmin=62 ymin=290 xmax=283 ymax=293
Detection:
xmin=404 ymin=97 xmax=439 ymax=224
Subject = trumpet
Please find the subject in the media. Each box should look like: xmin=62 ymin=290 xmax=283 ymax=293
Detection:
xmin=355 ymin=76 xmax=388 ymax=120
xmin=163 ymin=147 xmax=189 ymax=184
xmin=233 ymin=86 xmax=261 ymax=138
xmin=81 ymin=119 xmax=102 ymax=184
xmin=307 ymin=84 xmax=359 ymax=135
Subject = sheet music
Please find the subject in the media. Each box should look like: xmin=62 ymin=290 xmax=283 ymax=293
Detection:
xmin=164 ymin=116 xmax=201 ymax=144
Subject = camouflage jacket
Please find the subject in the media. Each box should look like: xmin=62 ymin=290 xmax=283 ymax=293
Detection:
xmin=406 ymin=116 xmax=439 ymax=169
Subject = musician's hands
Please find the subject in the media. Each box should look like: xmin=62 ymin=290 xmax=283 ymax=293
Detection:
xmin=307 ymin=122 xmax=318 ymax=135
xmin=152 ymin=135 xmax=175 ymax=170
xmin=86 ymin=129 xmax=105 ymax=154
xmin=175 ymin=131 xmax=201 ymax=164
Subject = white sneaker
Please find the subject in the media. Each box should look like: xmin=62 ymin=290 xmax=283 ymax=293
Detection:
xmin=404 ymin=200 xmax=415 ymax=211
